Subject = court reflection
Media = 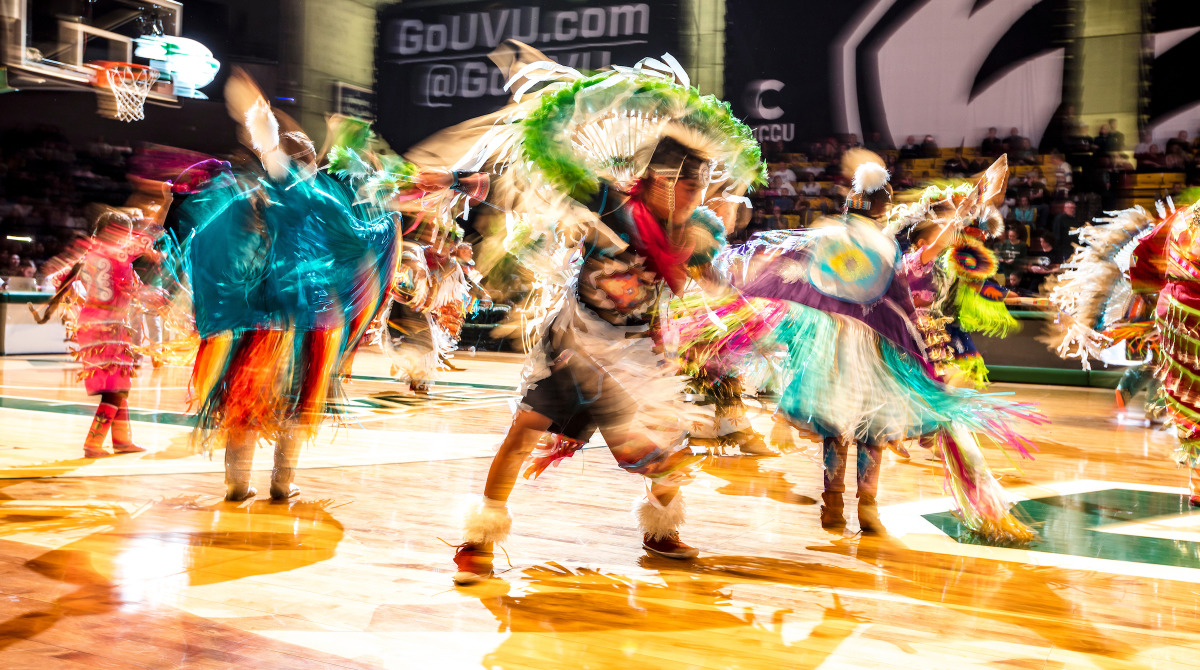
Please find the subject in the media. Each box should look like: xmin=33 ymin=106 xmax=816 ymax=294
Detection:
xmin=472 ymin=561 xmax=858 ymax=669
xmin=466 ymin=535 xmax=1158 ymax=669
xmin=701 ymin=454 xmax=817 ymax=505
xmin=0 ymin=496 xmax=345 ymax=657
xmin=4 ymin=496 xmax=343 ymax=589
xmin=704 ymin=538 xmax=1140 ymax=665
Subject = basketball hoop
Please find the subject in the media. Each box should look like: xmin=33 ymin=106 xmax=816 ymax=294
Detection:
xmin=89 ymin=61 xmax=160 ymax=122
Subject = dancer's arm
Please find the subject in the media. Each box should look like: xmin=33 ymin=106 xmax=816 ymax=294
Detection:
xmin=917 ymin=219 xmax=957 ymax=265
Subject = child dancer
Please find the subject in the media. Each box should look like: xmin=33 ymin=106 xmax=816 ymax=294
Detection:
xmin=39 ymin=206 xmax=169 ymax=458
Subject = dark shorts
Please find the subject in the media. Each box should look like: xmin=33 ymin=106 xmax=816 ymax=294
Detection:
xmin=521 ymin=347 xmax=641 ymax=444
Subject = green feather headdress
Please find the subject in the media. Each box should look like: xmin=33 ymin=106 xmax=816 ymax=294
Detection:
xmin=520 ymin=72 xmax=766 ymax=198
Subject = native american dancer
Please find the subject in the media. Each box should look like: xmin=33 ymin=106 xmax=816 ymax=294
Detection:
xmin=36 ymin=206 xmax=170 ymax=458
xmin=679 ymin=154 xmax=1044 ymax=540
xmin=1046 ymin=200 xmax=1196 ymax=501
xmin=407 ymin=42 xmax=762 ymax=584
xmin=181 ymin=72 xmax=401 ymax=501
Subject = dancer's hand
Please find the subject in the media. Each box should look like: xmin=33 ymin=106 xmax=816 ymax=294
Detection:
xmin=416 ymin=169 xmax=453 ymax=192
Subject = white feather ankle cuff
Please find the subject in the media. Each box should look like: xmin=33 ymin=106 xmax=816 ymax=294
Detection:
xmin=462 ymin=498 xmax=512 ymax=545
xmin=634 ymin=494 xmax=686 ymax=540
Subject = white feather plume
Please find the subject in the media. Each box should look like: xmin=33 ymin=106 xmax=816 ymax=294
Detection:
xmin=853 ymin=161 xmax=890 ymax=194
xmin=1042 ymin=206 xmax=1157 ymax=368
xmin=245 ymin=99 xmax=279 ymax=155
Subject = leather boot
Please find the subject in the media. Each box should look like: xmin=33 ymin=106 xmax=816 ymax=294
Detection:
xmin=820 ymin=491 xmax=846 ymax=529
xmin=111 ymin=400 xmax=146 ymax=454
xmin=858 ymin=494 xmax=886 ymax=535
xmin=224 ymin=438 xmax=257 ymax=502
xmin=857 ymin=444 xmax=885 ymax=535
xmin=84 ymin=402 xmax=117 ymax=458
xmin=270 ymin=433 xmax=301 ymax=501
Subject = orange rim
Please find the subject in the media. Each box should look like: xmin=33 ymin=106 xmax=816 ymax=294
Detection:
xmin=88 ymin=61 xmax=159 ymax=88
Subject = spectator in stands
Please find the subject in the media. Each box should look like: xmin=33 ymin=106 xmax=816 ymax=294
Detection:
xmin=769 ymin=173 xmax=796 ymax=195
xmin=1112 ymin=149 xmax=1137 ymax=172
xmin=846 ymin=133 xmax=862 ymax=148
xmin=899 ymin=136 xmax=920 ymax=160
xmin=770 ymin=192 xmax=796 ymax=213
xmin=1051 ymin=153 xmax=1073 ymax=194
xmin=744 ymin=207 xmax=768 ymax=239
xmin=864 ymin=131 xmax=891 ymax=152
xmin=18 ymin=260 xmax=35 ymax=279
xmin=824 ymin=138 xmax=839 ymax=160
xmin=1169 ymin=182 xmax=1185 ymax=202
xmin=1188 ymin=155 xmax=1200 ymax=187
xmin=943 ymin=149 xmax=969 ymax=177
xmin=1166 ymin=147 xmax=1187 ymax=171
xmin=1106 ymin=119 xmax=1125 ymax=152
xmin=996 ymin=227 xmax=1028 ymax=277
xmin=793 ymin=198 xmax=811 ymax=227
xmin=770 ymin=162 xmax=797 ymax=188
xmin=800 ymin=175 xmax=821 ymax=197
xmin=1004 ymin=127 xmax=1026 ymax=152
xmin=1004 ymin=270 xmax=1030 ymax=297
xmin=1167 ymin=131 xmax=1191 ymax=156
xmin=1022 ymin=234 xmax=1065 ymax=293
xmin=1027 ymin=168 xmax=1048 ymax=197
xmin=1026 ymin=172 xmax=1050 ymax=224
xmin=1 ymin=253 xmax=20 ymax=276
xmin=766 ymin=205 xmax=788 ymax=230
xmin=1011 ymin=196 xmax=1038 ymax=237
xmin=894 ymin=169 xmax=915 ymax=190
xmin=1007 ymin=170 xmax=1028 ymax=195
xmin=1050 ymin=200 xmax=1079 ymax=252
xmin=1133 ymin=130 xmax=1152 ymax=156
xmin=1016 ymin=137 xmax=1040 ymax=166
xmin=1140 ymin=144 xmax=1165 ymax=169
xmin=1095 ymin=124 xmax=1116 ymax=154
xmin=760 ymin=138 xmax=785 ymax=161
xmin=920 ymin=135 xmax=939 ymax=158
xmin=981 ymin=127 xmax=1003 ymax=157
xmin=1064 ymin=124 xmax=1096 ymax=162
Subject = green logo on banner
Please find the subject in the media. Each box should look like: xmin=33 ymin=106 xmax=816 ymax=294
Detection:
xmin=924 ymin=489 xmax=1200 ymax=569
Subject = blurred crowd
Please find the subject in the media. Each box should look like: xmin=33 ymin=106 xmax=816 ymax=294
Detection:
xmin=0 ymin=125 xmax=135 ymax=290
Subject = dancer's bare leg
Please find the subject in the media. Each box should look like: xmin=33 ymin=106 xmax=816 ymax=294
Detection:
xmin=482 ymin=409 xmax=553 ymax=503
xmin=454 ymin=409 xmax=552 ymax=585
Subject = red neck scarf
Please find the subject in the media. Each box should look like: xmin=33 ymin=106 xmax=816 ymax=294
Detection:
xmin=626 ymin=181 xmax=693 ymax=295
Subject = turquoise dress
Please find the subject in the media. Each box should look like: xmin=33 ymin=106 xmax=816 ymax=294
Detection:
xmin=182 ymin=164 xmax=400 ymax=445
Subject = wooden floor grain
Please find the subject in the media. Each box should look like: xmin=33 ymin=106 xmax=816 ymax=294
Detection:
xmin=0 ymin=351 xmax=1193 ymax=669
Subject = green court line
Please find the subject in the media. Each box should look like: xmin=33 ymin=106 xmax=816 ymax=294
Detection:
xmin=0 ymin=381 xmax=516 ymax=427
xmin=0 ymin=396 xmax=195 ymax=426
xmin=3 ymin=359 xmax=521 ymax=392
xmin=347 ymin=374 xmax=519 ymax=392
xmin=925 ymin=488 xmax=1200 ymax=568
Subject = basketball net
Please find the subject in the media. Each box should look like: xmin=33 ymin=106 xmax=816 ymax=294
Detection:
xmin=96 ymin=64 xmax=160 ymax=122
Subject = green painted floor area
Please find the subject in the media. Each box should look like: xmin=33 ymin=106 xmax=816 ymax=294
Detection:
xmin=925 ymin=489 xmax=1200 ymax=568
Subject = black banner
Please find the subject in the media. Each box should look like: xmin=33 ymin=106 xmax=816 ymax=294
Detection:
xmin=723 ymin=0 xmax=1069 ymax=151
xmin=723 ymin=1 xmax=869 ymax=151
xmin=375 ymin=1 xmax=680 ymax=152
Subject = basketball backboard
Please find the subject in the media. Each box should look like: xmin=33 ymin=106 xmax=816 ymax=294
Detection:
xmin=0 ymin=0 xmax=181 ymax=104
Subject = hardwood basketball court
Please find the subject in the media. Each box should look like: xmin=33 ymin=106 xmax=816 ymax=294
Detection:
xmin=0 ymin=351 xmax=1193 ymax=669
